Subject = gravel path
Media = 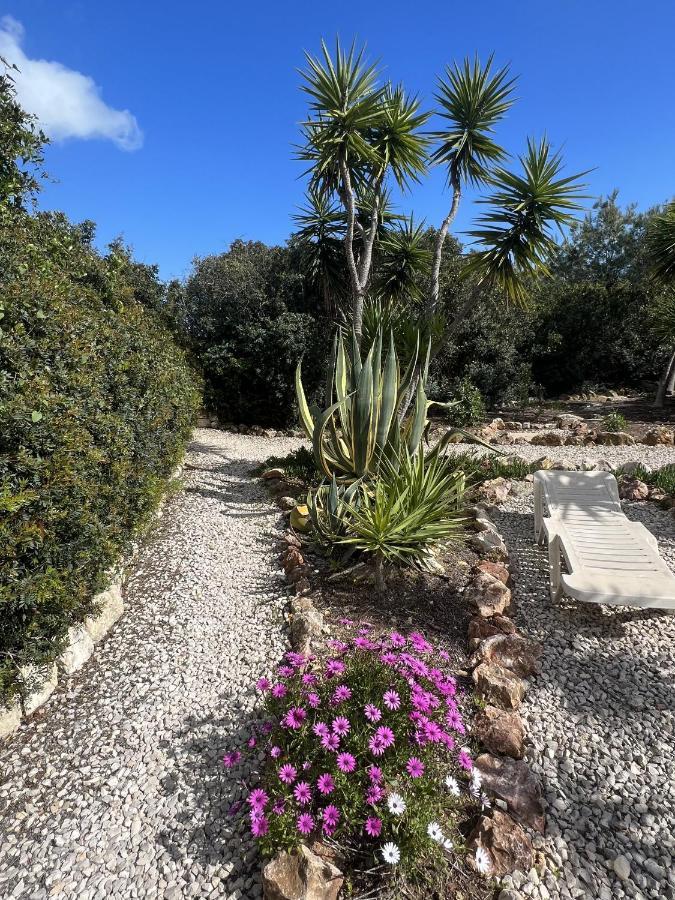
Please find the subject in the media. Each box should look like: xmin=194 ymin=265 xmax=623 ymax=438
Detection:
xmin=446 ymin=440 xmax=675 ymax=471
xmin=0 ymin=429 xmax=300 ymax=900
xmin=493 ymin=483 xmax=675 ymax=900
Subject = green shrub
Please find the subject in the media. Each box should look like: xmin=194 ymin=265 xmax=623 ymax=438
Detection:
xmin=447 ymin=377 xmax=486 ymax=427
xmin=615 ymin=463 xmax=675 ymax=496
xmin=0 ymin=208 xmax=201 ymax=700
xmin=602 ymin=412 xmax=628 ymax=433
xmin=257 ymin=446 xmax=318 ymax=483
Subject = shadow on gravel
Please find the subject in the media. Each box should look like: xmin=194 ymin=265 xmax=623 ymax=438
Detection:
xmin=157 ymin=705 xmax=266 ymax=887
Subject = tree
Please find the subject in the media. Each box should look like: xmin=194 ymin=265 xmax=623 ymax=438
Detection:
xmin=646 ymin=201 xmax=675 ymax=405
xmin=0 ymin=57 xmax=47 ymax=208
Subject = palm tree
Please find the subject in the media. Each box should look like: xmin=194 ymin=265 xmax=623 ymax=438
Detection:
xmin=646 ymin=202 xmax=675 ymax=406
xmin=292 ymin=188 xmax=346 ymax=316
xmin=298 ymin=40 xmax=429 ymax=341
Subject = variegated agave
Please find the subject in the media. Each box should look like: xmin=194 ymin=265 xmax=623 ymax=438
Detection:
xmin=295 ymin=328 xmax=435 ymax=482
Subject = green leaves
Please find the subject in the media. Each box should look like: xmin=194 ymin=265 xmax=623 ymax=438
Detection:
xmin=430 ymin=54 xmax=516 ymax=187
xmin=30 ymin=410 xmax=43 ymax=423
xmin=462 ymin=137 xmax=589 ymax=304
xmin=646 ymin=202 xmax=675 ymax=284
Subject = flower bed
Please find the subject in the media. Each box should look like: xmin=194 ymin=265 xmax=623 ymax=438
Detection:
xmin=225 ymin=626 xmax=492 ymax=895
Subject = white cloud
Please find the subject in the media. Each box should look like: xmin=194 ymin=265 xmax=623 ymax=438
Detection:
xmin=0 ymin=16 xmax=143 ymax=150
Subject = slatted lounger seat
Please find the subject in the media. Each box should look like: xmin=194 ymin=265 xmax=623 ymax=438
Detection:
xmin=533 ymin=470 xmax=675 ymax=609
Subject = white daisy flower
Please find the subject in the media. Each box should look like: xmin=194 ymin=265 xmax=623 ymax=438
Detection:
xmin=475 ymin=846 xmax=492 ymax=875
xmin=381 ymin=842 xmax=400 ymax=865
xmin=470 ymin=768 xmax=482 ymax=796
xmin=427 ymin=821 xmax=443 ymax=842
xmin=480 ymin=791 xmax=492 ymax=810
xmin=445 ymin=775 xmax=461 ymax=796
xmin=387 ymin=792 xmax=406 ymax=815
xmin=443 ymin=837 xmax=454 ymax=851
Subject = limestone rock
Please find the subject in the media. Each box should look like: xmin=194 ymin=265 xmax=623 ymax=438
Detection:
xmin=85 ymin=582 xmax=124 ymax=643
xmin=465 ymin=573 xmax=512 ymax=617
xmin=472 ymin=663 xmax=525 ymax=710
xmin=581 ymin=457 xmax=613 ymax=472
xmin=19 ymin=663 xmax=58 ymax=715
xmin=282 ymin=547 xmax=305 ymax=575
xmin=262 ymin=468 xmax=285 ymax=480
xmin=477 ymin=477 xmax=512 ymax=505
xmin=278 ymin=496 xmax=297 ymax=511
xmin=475 ymin=560 xmax=510 ymax=585
xmin=532 ymin=431 xmax=565 ymax=446
xmin=0 ymin=698 xmax=22 ymax=740
xmin=290 ymin=505 xmax=311 ymax=533
xmin=469 ymin=810 xmax=533 ymax=877
xmin=476 ymin=753 xmax=545 ymax=832
xmin=532 ymin=456 xmax=555 ymax=470
xmin=595 ymin=430 xmax=635 ymax=446
xmin=57 ymin=626 xmax=94 ymax=675
xmin=290 ymin=604 xmax=324 ymax=654
xmin=470 ymin=633 xmax=542 ymax=678
xmin=642 ymin=427 xmax=674 ymax=446
xmin=617 ymin=475 xmax=649 ymax=501
xmin=262 ymin=844 xmax=343 ymax=900
xmin=554 ymin=413 xmax=584 ymax=429
xmin=473 ymin=706 xmax=525 ymax=759
xmin=467 ymin=615 xmax=516 ymax=651
xmin=469 ymin=528 xmax=508 ymax=559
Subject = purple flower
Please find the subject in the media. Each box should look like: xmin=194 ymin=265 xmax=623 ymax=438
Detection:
xmin=277 ymin=665 xmax=295 ymax=677
xmin=458 ymin=749 xmax=473 ymax=771
xmin=374 ymin=725 xmax=395 ymax=749
xmin=302 ymin=673 xmax=318 ymax=686
xmin=293 ymin=781 xmax=312 ymax=806
xmin=297 ymin=813 xmax=314 ymax=835
xmin=247 ymin=788 xmax=268 ymax=812
xmin=306 ymin=692 xmax=321 ymax=708
xmin=250 ymin=816 xmax=268 ymax=837
xmin=270 ymin=745 xmax=282 ymax=759
xmin=255 ymin=677 xmax=271 ymax=692
xmin=366 ymin=785 xmax=384 ymax=805
xmin=367 ymin=765 xmax=382 ymax=783
xmin=389 ymin=632 xmax=406 ymax=648
xmin=379 ymin=652 xmax=398 ymax=665
xmin=406 ymin=756 xmax=425 ymax=778
xmin=383 ymin=690 xmax=400 ymax=711
xmin=222 ymin=751 xmax=241 ymax=768
xmin=446 ymin=709 xmax=465 ymax=733
xmin=325 ymin=658 xmax=346 ymax=678
xmin=332 ymin=716 xmax=351 ymax=736
xmin=364 ymin=704 xmax=382 ymax=723
xmin=353 ymin=636 xmax=376 ymax=650
xmin=339 ymin=618 xmax=354 ymax=626
xmin=279 ymin=763 xmax=297 ymax=784
xmin=409 ymin=631 xmax=433 ymax=653
xmin=317 ymin=773 xmax=335 ymax=795
xmin=321 ymin=732 xmax=340 ymax=752
xmin=261 ymin=721 xmax=273 ymax=735
xmin=247 ymin=736 xmax=257 ymax=748
xmin=271 ymin=683 xmax=287 ymax=699
xmin=369 ymin=735 xmax=386 ymax=756
xmin=322 ymin=804 xmax=340 ymax=830
xmin=365 ymin=816 xmax=382 ymax=837
xmin=312 ymin=722 xmax=329 ymax=739
xmin=336 ymin=752 xmax=356 ymax=773
xmin=282 ymin=707 xmax=307 ymax=730
xmin=332 ymin=684 xmax=352 ymax=704
xmin=423 ymin=720 xmax=443 ymax=743
xmin=327 ymin=639 xmax=350 ymax=653
xmin=286 ymin=651 xmax=306 ymax=667
xmin=272 ymin=800 xmax=285 ymax=816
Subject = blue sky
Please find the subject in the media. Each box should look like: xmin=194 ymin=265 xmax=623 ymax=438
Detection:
xmin=4 ymin=1 xmax=675 ymax=280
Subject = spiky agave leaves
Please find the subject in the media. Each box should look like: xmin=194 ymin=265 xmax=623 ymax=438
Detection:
xmin=295 ymin=328 xmax=432 ymax=481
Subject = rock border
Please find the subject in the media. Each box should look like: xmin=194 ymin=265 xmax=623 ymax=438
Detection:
xmin=0 ymin=462 xmax=185 ymax=742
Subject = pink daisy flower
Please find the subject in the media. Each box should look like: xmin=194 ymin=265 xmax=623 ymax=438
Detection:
xmin=409 ymin=631 xmax=433 ymax=653
xmin=365 ymin=816 xmax=382 ymax=837
xmin=322 ymin=805 xmax=340 ymax=829
xmin=306 ymin=692 xmax=321 ymax=708
xmin=383 ymin=690 xmax=400 ymax=711
xmin=302 ymin=673 xmax=317 ymax=686
xmin=279 ymin=763 xmax=297 ymax=784
xmin=458 ymin=749 xmax=473 ymax=771
xmin=272 ymin=800 xmax=285 ymax=815
xmin=325 ymin=659 xmax=345 ymax=678
xmin=406 ymin=756 xmax=425 ymax=778
xmin=271 ymin=683 xmax=287 ymax=699
xmin=364 ymin=704 xmax=382 ymax=723
xmin=297 ymin=813 xmax=314 ymax=835
xmin=332 ymin=684 xmax=352 ymax=704
xmin=222 ymin=751 xmax=241 ymax=768
xmin=337 ymin=752 xmax=356 ymax=773
xmin=282 ymin=707 xmax=307 ymax=730
xmin=247 ymin=736 xmax=257 ymax=748
xmin=250 ymin=816 xmax=268 ymax=837
xmin=270 ymin=746 xmax=282 ymax=759
xmin=247 ymin=788 xmax=268 ymax=812
xmin=366 ymin=785 xmax=385 ymax=805
xmin=367 ymin=765 xmax=383 ymax=783
xmin=293 ymin=782 xmax=312 ymax=806
xmin=312 ymin=722 xmax=330 ymax=739
xmin=317 ymin=773 xmax=335 ymax=795
xmin=277 ymin=665 xmax=295 ymax=677
xmin=332 ymin=716 xmax=351 ymax=736
xmin=374 ymin=726 xmax=395 ymax=749
xmin=255 ymin=678 xmax=271 ymax=692
xmin=389 ymin=632 xmax=406 ymax=648
xmin=321 ymin=733 xmax=340 ymax=752
xmin=379 ymin=652 xmax=398 ymax=665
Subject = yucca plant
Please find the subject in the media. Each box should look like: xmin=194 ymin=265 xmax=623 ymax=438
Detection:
xmin=334 ymin=447 xmax=466 ymax=590
xmin=296 ymin=328 xmax=435 ymax=482
xmin=306 ymin=475 xmax=362 ymax=544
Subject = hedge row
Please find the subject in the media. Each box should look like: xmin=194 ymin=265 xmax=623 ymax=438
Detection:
xmin=0 ymin=208 xmax=201 ymax=701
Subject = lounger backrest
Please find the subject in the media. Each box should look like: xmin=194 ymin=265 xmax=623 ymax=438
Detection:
xmin=538 ymin=471 xmax=621 ymax=517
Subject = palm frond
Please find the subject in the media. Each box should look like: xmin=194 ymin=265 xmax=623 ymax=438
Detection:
xmin=646 ymin=202 xmax=675 ymax=283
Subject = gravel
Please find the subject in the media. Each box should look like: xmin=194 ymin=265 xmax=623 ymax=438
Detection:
xmin=0 ymin=429 xmax=301 ymax=900
xmin=492 ymin=463 xmax=675 ymax=900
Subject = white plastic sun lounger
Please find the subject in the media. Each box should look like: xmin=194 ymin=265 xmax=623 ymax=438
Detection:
xmin=534 ymin=470 xmax=675 ymax=609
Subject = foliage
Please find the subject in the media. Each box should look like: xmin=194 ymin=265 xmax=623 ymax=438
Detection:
xmin=602 ymin=412 xmax=628 ymax=433
xmin=257 ymin=447 xmax=319 ymax=484
xmin=646 ymin=201 xmax=675 ymax=283
xmin=441 ymin=451 xmax=537 ymax=485
xmin=225 ymin=628 xmax=483 ymax=882
xmin=615 ymin=463 xmax=675 ymax=496
xmin=0 ymin=58 xmax=47 ymax=207
xmin=0 ymin=207 xmax=200 ymax=700
xmin=446 ymin=377 xmax=486 ymax=427
xmin=184 ymin=240 xmax=329 ymax=427
xmin=296 ymin=329 xmax=435 ymax=481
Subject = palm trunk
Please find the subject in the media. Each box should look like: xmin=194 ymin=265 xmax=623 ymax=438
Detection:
xmin=654 ymin=348 xmax=675 ymax=408
xmin=373 ymin=553 xmax=385 ymax=592
xmin=426 ymin=164 xmax=461 ymax=320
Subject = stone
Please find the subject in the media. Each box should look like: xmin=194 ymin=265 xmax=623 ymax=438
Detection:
xmin=533 ymin=456 xmax=555 ymax=470
xmin=472 ymin=663 xmax=525 ymax=710
xmin=581 ymin=457 xmax=613 ymax=472
xmin=469 ymin=810 xmax=534 ymax=877
xmin=473 ymin=705 xmax=525 ymax=758
xmin=555 ymin=414 xmax=584 ymax=429
xmin=278 ymin=496 xmax=297 ymax=511
xmin=57 ymin=625 xmax=95 ymax=675
xmin=612 ymin=855 xmax=631 ymax=880
xmin=290 ymin=505 xmax=311 ymax=533
xmin=465 ymin=573 xmax=512 ymax=617
xmin=469 ymin=529 xmax=508 ymax=558
xmin=532 ymin=431 xmax=566 ymax=446
xmin=470 ymin=633 xmax=542 ymax=678
xmin=281 ymin=531 xmax=302 ymax=549
xmin=290 ymin=605 xmax=325 ymax=655
xmin=617 ymin=475 xmax=649 ymax=501
xmin=85 ymin=582 xmax=124 ymax=643
xmin=0 ymin=698 xmax=22 ymax=740
xmin=282 ymin=547 xmax=305 ymax=575
xmin=642 ymin=427 xmax=674 ymax=446
xmin=262 ymin=845 xmax=343 ymax=900
xmin=595 ymin=431 xmax=635 ymax=446
xmin=19 ymin=663 xmax=58 ymax=715
xmin=467 ymin=615 xmax=517 ymax=650
xmin=262 ymin=468 xmax=285 ymax=480
xmin=478 ymin=477 xmax=512 ymax=505
xmin=476 ymin=754 xmax=545 ymax=832
xmin=620 ymin=460 xmax=650 ymax=475
xmin=649 ymin=486 xmax=669 ymax=503
xmin=475 ymin=559 xmax=510 ymax=584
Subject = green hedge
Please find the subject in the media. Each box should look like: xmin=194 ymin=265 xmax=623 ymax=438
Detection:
xmin=0 ymin=209 xmax=201 ymax=701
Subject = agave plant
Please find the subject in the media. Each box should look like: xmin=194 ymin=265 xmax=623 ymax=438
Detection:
xmin=334 ymin=446 xmax=466 ymax=589
xmin=296 ymin=328 xmax=434 ymax=482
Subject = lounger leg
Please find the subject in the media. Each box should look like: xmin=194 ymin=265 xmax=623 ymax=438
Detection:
xmin=534 ymin=480 xmax=544 ymax=545
xmin=548 ymin=533 xmax=562 ymax=601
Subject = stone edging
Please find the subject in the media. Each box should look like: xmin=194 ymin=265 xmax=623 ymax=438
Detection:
xmin=0 ymin=462 xmax=185 ymax=741
xmin=464 ymin=502 xmax=547 ymax=884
